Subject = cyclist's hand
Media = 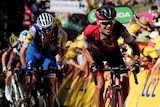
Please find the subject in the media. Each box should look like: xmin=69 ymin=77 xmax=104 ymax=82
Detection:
xmin=22 ymin=67 xmax=31 ymax=76
xmin=56 ymin=61 xmax=64 ymax=70
xmin=2 ymin=66 xmax=7 ymax=73
xmin=131 ymin=59 xmax=140 ymax=74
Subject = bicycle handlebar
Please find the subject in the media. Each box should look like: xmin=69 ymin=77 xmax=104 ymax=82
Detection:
xmin=101 ymin=67 xmax=130 ymax=74
xmin=100 ymin=67 xmax=138 ymax=85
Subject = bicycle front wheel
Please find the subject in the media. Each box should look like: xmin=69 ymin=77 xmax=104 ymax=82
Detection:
xmin=111 ymin=86 xmax=123 ymax=107
xmin=11 ymin=76 xmax=25 ymax=107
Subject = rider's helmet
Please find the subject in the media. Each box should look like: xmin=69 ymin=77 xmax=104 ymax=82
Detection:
xmin=95 ymin=5 xmax=116 ymax=20
xmin=18 ymin=30 xmax=28 ymax=42
xmin=36 ymin=12 xmax=54 ymax=29
xmin=53 ymin=17 xmax=62 ymax=28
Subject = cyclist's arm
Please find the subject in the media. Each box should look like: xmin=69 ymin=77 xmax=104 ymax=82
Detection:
xmin=2 ymin=47 xmax=12 ymax=69
xmin=127 ymin=40 xmax=140 ymax=60
xmin=82 ymin=48 xmax=95 ymax=65
xmin=121 ymin=29 xmax=140 ymax=60
xmin=20 ymin=32 xmax=33 ymax=69
xmin=19 ymin=46 xmax=27 ymax=69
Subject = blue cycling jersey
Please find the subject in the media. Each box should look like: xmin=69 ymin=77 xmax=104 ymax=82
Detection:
xmin=24 ymin=24 xmax=59 ymax=75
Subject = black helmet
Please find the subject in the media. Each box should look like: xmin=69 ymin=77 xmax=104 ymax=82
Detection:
xmin=95 ymin=5 xmax=116 ymax=20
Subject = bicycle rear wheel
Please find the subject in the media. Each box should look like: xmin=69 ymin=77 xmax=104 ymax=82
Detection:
xmin=111 ymin=86 xmax=123 ymax=107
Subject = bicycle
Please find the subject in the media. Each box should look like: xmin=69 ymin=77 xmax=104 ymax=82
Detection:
xmin=101 ymin=66 xmax=138 ymax=107
xmin=9 ymin=68 xmax=25 ymax=107
xmin=28 ymin=67 xmax=61 ymax=107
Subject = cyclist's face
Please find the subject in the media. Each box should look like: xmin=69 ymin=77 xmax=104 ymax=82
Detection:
xmin=42 ymin=26 xmax=54 ymax=46
xmin=42 ymin=25 xmax=54 ymax=37
xmin=99 ymin=19 xmax=115 ymax=35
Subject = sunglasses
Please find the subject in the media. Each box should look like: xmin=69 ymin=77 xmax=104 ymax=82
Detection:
xmin=99 ymin=20 xmax=115 ymax=25
xmin=42 ymin=25 xmax=53 ymax=32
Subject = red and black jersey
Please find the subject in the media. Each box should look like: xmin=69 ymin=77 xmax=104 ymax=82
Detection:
xmin=83 ymin=21 xmax=133 ymax=52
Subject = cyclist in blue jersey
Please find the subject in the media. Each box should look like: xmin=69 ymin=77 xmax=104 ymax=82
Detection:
xmin=19 ymin=12 xmax=63 ymax=106
xmin=82 ymin=5 xmax=140 ymax=107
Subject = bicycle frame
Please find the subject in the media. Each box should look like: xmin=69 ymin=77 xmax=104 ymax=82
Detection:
xmin=10 ymin=68 xmax=25 ymax=107
xmin=102 ymin=67 xmax=130 ymax=107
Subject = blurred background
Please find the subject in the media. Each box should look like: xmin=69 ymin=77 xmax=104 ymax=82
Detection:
xmin=0 ymin=0 xmax=159 ymax=49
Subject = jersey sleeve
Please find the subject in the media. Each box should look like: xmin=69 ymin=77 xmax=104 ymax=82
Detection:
xmin=82 ymin=23 xmax=97 ymax=48
xmin=58 ymin=28 xmax=68 ymax=49
xmin=11 ymin=40 xmax=20 ymax=48
xmin=115 ymin=21 xmax=134 ymax=44
xmin=23 ymin=26 xmax=36 ymax=47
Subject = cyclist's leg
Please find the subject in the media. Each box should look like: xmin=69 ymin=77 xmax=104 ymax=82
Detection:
xmin=45 ymin=74 xmax=58 ymax=107
xmin=42 ymin=58 xmax=58 ymax=107
xmin=4 ymin=70 xmax=12 ymax=102
xmin=5 ymin=54 xmax=16 ymax=102
xmin=23 ymin=53 xmax=39 ymax=106
xmin=94 ymin=71 xmax=105 ymax=107
xmin=121 ymin=73 xmax=129 ymax=104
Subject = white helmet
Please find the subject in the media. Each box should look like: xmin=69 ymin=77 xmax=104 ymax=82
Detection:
xmin=18 ymin=30 xmax=28 ymax=42
xmin=36 ymin=12 xmax=53 ymax=29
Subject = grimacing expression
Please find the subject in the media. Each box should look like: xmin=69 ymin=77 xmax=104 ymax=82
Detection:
xmin=99 ymin=20 xmax=115 ymax=35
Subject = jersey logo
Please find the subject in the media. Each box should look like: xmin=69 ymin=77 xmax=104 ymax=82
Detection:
xmin=25 ymin=34 xmax=32 ymax=44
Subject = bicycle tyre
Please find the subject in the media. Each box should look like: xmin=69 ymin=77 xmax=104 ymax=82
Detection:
xmin=111 ymin=86 xmax=123 ymax=107
xmin=45 ymin=86 xmax=61 ymax=107
xmin=17 ymin=82 xmax=25 ymax=107
xmin=10 ymin=76 xmax=20 ymax=107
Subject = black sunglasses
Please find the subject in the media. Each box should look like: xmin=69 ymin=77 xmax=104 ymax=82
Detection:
xmin=99 ymin=20 xmax=115 ymax=25
xmin=42 ymin=25 xmax=53 ymax=32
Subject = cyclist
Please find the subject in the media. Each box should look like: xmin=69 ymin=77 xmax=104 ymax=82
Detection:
xmin=2 ymin=30 xmax=28 ymax=102
xmin=53 ymin=16 xmax=68 ymax=89
xmin=82 ymin=5 xmax=140 ymax=107
xmin=53 ymin=17 xmax=68 ymax=67
xmin=19 ymin=12 xmax=63 ymax=106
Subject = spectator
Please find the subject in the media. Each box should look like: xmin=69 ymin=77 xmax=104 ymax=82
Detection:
xmin=135 ymin=16 xmax=151 ymax=52
xmin=128 ymin=18 xmax=139 ymax=39
xmin=143 ymin=31 xmax=159 ymax=59
xmin=136 ymin=16 xmax=151 ymax=42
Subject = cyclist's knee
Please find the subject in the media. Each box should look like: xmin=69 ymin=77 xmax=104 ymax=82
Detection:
xmin=31 ymin=71 xmax=37 ymax=85
xmin=96 ymin=80 xmax=104 ymax=92
xmin=6 ymin=71 xmax=12 ymax=77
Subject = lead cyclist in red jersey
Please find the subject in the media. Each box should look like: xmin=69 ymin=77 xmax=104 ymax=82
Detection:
xmin=82 ymin=5 xmax=140 ymax=107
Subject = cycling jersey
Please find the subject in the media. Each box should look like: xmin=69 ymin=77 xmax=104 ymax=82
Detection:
xmin=23 ymin=24 xmax=59 ymax=74
xmin=4 ymin=40 xmax=22 ymax=70
xmin=57 ymin=28 xmax=68 ymax=50
xmin=24 ymin=24 xmax=59 ymax=51
xmin=83 ymin=21 xmax=134 ymax=52
xmin=83 ymin=21 xmax=134 ymax=69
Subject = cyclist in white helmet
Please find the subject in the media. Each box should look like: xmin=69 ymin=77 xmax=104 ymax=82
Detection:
xmin=20 ymin=12 xmax=62 ymax=106
xmin=2 ymin=30 xmax=28 ymax=102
